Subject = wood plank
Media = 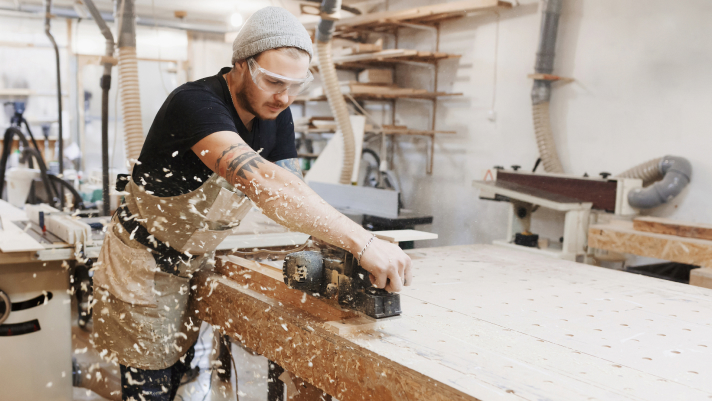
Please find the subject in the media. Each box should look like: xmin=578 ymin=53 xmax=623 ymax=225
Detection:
xmin=191 ymin=273 xmax=474 ymax=401
xmin=690 ymin=267 xmax=712 ymax=290
xmin=195 ymin=244 xmax=712 ymax=400
xmin=589 ymin=220 xmax=712 ymax=267
xmin=372 ymin=229 xmax=438 ymax=242
xmin=634 ymin=216 xmax=712 ymax=241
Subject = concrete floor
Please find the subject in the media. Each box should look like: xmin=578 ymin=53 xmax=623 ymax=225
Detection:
xmin=71 ymin=299 xmax=269 ymax=401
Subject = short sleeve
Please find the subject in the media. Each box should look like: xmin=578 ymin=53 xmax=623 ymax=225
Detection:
xmin=160 ymin=87 xmax=238 ymax=157
xmin=267 ymin=107 xmax=298 ymax=161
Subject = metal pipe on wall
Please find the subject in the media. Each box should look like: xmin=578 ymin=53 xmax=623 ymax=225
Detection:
xmin=44 ymin=0 xmax=64 ymax=207
xmin=83 ymin=0 xmax=115 ymax=216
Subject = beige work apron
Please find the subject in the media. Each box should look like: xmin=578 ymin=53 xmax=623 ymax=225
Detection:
xmin=93 ymin=174 xmax=252 ymax=369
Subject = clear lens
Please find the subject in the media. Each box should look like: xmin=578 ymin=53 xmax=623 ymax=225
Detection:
xmin=248 ymin=58 xmax=312 ymax=96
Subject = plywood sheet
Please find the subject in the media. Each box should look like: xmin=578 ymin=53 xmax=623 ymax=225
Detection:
xmin=195 ymin=244 xmax=712 ymax=400
xmin=634 ymin=216 xmax=712 ymax=241
xmin=589 ymin=220 xmax=712 ymax=267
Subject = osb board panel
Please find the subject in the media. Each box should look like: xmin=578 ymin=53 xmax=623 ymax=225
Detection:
xmin=195 ymin=245 xmax=712 ymax=400
xmin=589 ymin=220 xmax=712 ymax=267
xmin=634 ymin=216 xmax=712 ymax=241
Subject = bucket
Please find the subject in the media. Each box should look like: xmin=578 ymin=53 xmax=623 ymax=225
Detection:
xmin=6 ymin=168 xmax=39 ymax=207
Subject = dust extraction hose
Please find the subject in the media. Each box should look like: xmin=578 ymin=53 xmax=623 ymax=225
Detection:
xmin=618 ymin=156 xmax=691 ymax=209
xmin=531 ymin=0 xmax=564 ymax=174
xmin=118 ymin=47 xmax=144 ymax=164
xmin=117 ymin=0 xmax=144 ymax=166
xmin=317 ymin=0 xmax=355 ymax=185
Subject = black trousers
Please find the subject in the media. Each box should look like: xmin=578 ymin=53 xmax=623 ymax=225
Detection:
xmin=120 ymin=345 xmax=195 ymax=401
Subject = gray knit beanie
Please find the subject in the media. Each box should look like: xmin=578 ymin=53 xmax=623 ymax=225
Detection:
xmin=231 ymin=7 xmax=313 ymax=65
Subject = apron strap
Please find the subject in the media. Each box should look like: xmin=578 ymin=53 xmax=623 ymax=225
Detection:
xmin=115 ymin=204 xmax=195 ymax=276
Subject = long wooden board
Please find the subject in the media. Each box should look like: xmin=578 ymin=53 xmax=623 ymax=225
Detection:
xmin=634 ymin=216 xmax=712 ymax=241
xmin=194 ymin=244 xmax=712 ymax=400
xmin=589 ymin=220 xmax=712 ymax=268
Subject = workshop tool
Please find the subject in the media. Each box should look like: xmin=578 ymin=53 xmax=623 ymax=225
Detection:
xmin=283 ymin=247 xmax=401 ymax=319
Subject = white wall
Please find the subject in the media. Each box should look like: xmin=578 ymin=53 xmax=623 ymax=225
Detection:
xmin=376 ymin=0 xmax=712 ymax=248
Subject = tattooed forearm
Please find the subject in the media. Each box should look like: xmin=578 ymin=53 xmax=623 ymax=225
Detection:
xmin=215 ymin=143 xmax=267 ymax=183
xmin=275 ymin=158 xmax=304 ymax=181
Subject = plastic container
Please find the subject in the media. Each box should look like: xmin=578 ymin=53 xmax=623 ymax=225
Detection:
xmin=6 ymin=167 xmax=39 ymax=207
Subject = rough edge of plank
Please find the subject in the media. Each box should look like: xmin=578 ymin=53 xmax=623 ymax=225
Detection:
xmin=191 ymin=272 xmax=477 ymax=401
xmin=633 ymin=216 xmax=712 ymax=241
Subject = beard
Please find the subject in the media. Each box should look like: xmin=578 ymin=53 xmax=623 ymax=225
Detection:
xmin=235 ymin=85 xmax=286 ymax=121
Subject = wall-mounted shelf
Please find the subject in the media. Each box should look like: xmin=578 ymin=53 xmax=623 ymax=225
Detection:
xmin=296 ymin=91 xmax=462 ymax=102
xmin=304 ymin=0 xmax=512 ymax=40
xmin=300 ymin=0 xmax=512 ymax=174
xmin=313 ymin=49 xmax=461 ymax=70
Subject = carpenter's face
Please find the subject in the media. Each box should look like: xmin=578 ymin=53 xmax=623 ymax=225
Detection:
xmin=237 ymin=49 xmax=310 ymax=121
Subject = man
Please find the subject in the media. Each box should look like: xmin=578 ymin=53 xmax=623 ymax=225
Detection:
xmin=92 ymin=7 xmax=412 ymax=401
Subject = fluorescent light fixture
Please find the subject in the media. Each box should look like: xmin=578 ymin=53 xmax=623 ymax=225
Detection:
xmin=230 ymin=12 xmax=243 ymax=27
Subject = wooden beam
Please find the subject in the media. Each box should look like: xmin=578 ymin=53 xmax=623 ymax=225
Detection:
xmin=190 ymin=272 xmax=473 ymax=401
xmin=690 ymin=267 xmax=712 ymax=290
xmin=633 ymin=216 xmax=712 ymax=241
xmin=589 ymin=220 xmax=712 ymax=267
xmin=195 ymin=244 xmax=712 ymax=400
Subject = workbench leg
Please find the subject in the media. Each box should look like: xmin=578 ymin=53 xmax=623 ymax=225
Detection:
xmin=268 ymin=360 xmax=285 ymax=401
xmin=216 ymin=334 xmax=232 ymax=383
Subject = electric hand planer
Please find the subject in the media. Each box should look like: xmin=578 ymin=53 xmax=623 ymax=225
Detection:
xmin=283 ymin=247 xmax=401 ymax=319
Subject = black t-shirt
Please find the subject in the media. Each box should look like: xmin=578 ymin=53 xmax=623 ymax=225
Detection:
xmin=132 ymin=67 xmax=298 ymax=197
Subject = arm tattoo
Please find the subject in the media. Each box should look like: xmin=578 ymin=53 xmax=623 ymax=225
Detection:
xmin=214 ymin=143 xmax=267 ymax=183
xmin=275 ymin=158 xmax=304 ymax=181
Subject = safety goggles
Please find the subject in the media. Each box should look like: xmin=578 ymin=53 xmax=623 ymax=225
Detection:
xmin=247 ymin=57 xmax=313 ymax=96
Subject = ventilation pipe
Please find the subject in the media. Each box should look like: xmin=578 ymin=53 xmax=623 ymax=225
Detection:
xmin=317 ymin=0 xmax=355 ymax=185
xmin=116 ymin=0 xmax=144 ymax=167
xmin=531 ymin=0 xmax=564 ymax=174
xmin=83 ymin=0 xmax=114 ymax=216
xmin=44 ymin=0 xmax=65 ymax=207
xmin=618 ymin=156 xmax=691 ymax=209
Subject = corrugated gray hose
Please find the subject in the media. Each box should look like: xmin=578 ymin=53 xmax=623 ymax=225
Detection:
xmin=618 ymin=156 xmax=692 ymax=209
xmin=317 ymin=0 xmax=355 ymax=185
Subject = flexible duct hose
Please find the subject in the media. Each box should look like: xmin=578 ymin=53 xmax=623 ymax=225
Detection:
xmin=531 ymin=0 xmax=564 ymax=174
xmin=617 ymin=157 xmax=663 ymax=186
xmin=118 ymin=46 xmax=144 ymax=163
xmin=316 ymin=40 xmax=355 ymax=184
xmin=532 ymin=102 xmax=564 ymax=173
xmin=618 ymin=156 xmax=691 ymax=209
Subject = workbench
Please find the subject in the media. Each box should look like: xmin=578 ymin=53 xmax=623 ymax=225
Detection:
xmin=193 ymin=244 xmax=712 ymax=400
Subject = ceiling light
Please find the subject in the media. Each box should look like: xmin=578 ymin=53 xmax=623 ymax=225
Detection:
xmin=230 ymin=13 xmax=243 ymax=27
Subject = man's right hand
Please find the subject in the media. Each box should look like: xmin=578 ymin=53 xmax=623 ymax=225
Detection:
xmin=357 ymin=238 xmax=413 ymax=293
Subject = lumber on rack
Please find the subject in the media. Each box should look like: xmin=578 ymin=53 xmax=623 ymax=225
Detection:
xmin=633 ymin=216 xmax=712 ymax=241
